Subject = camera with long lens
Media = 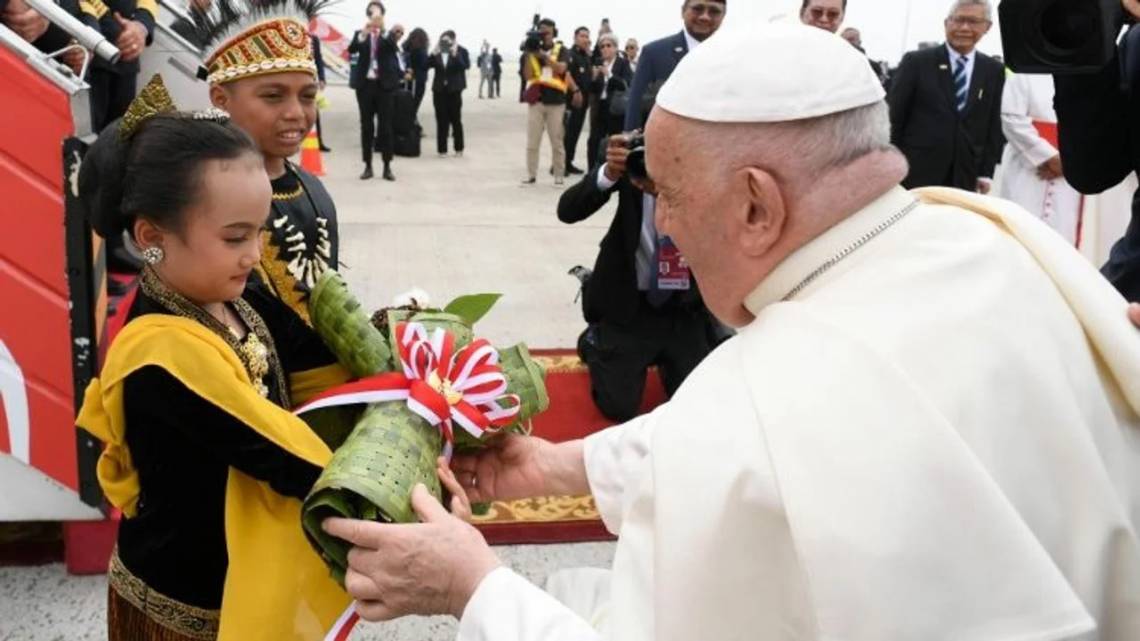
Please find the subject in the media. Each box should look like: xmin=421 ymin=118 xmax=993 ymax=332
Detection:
xmin=523 ymin=14 xmax=543 ymax=53
xmin=1000 ymin=0 xmax=1125 ymax=73
xmin=625 ymin=132 xmax=649 ymax=182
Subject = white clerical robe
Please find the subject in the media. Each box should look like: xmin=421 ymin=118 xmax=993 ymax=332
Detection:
xmin=998 ymin=72 xmax=1084 ymax=246
xmin=458 ymin=186 xmax=1140 ymax=641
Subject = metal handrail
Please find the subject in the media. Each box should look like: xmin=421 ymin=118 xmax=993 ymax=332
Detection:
xmin=0 ymin=23 xmax=85 ymax=93
xmin=23 ymin=0 xmax=119 ymax=64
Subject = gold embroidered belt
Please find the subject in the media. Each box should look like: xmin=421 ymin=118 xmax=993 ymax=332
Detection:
xmin=108 ymin=548 xmax=221 ymax=640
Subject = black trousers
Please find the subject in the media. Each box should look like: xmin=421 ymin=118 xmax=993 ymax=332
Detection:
xmin=564 ymin=102 xmax=588 ymax=167
xmin=412 ymin=78 xmax=427 ymax=121
xmin=356 ymin=82 xmax=395 ymax=166
xmin=492 ymin=72 xmax=502 ymax=97
xmin=90 ymin=68 xmax=138 ymax=134
xmin=433 ymin=91 xmax=464 ymax=154
xmin=578 ymin=298 xmax=713 ymax=422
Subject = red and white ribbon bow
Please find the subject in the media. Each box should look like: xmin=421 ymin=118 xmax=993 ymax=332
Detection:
xmin=294 ymin=322 xmax=521 ymax=459
xmin=298 ymin=322 xmax=522 ymax=641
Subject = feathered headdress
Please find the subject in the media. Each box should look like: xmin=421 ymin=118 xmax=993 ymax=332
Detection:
xmin=191 ymin=0 xmax=332 ymax=85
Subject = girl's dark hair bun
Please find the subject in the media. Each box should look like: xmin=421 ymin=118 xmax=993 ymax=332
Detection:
xmin=78 ymin=113 xmax=259 ymax=240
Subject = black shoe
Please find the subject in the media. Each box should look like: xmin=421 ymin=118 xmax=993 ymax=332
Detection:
xmin=566 ymin=164 xmax=584 ymax=175
xmin=521 ymin=177 xmax=536 ymax=185
xmin=383 ymin=165 xmax=395 ymax=181
xmin=319 ymin=145 xmax=332 ymax=152
xmin=360 ymin=166 xmax=373 ymax=180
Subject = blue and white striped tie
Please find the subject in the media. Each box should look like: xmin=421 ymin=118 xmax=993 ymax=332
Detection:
xmin=953 ymin=55 xmax=968 ymax=113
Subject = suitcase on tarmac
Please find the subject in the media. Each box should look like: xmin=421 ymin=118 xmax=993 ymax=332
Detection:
xmin=392 ymin=87 xmax=416 ymax=137
xmin=394 ymin=124 xmax=422 ymax=157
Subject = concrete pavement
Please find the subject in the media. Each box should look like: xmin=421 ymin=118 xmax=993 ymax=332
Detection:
xmin=0 ymin=80 xmax=617 ymax=640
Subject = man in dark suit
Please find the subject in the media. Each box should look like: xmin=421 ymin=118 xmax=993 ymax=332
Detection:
xmin=428 ymin=30 xmax=470 ymax=156
xmin=563 ymin=26 xmax=592 ymax=175
xmin=887 ymin=0 xmax=1005 ymax=193
xmin=348 ymin=1 xmax=402 ymax=181
xmin=623 ymin=0 xmax=726 ymax=131
xmin=491 ymin=48 xmax=503 ymax=98
xmin=558 ymin=135 xmax=713 ymax=422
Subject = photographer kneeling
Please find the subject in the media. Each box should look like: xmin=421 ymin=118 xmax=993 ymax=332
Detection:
xmin=558 ymin=133 xmax=713 ymax=422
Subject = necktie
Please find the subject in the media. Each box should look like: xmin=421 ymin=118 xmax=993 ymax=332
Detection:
xmin=636 ymin=195 xmax=673 ymax=307
xmin=953 ymin=55 xmax=968 ymax=113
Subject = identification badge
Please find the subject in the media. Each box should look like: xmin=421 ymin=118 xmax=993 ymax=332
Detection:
xmin=656 ymin=236 xmax=691 ymax=291
xmin=541 ymin=66 xmax=554 ymax=81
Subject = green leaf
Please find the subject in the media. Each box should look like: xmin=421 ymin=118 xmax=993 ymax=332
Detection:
xmin=443 ymin=293 xmax=503 ymax=326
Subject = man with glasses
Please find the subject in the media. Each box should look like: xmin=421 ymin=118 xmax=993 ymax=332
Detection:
xmin=800 ymin=0 xmax=845 ymax=34
xmin=623 ymin=0 xmax=725 ymax=131
xmin=624 ymin=38 xmax=640 ymax=73
xmin=887 ymin=0 xmax=1005 ymax=193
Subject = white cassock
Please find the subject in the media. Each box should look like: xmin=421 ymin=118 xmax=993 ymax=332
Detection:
xmin=998 ymin=72 xmax=1084 ymax=246
xmin=458 ymin=186 xmax=1140 ymax=641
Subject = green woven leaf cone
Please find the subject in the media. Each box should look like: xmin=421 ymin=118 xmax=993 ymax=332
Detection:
xmin=309 ymin=271 xmax=394 ymax=377
xmin=301 ymin=402 xmax=443 ymax=580
xmin=498 ymin=343 xmax=549 ymax=420
xmin=386 ymin=309 xmax=474 ymax=350
xmin=452 ymin=343 xmax=549 ymax=451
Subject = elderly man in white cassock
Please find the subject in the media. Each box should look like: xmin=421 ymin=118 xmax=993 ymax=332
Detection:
xmin=323 ymin=21 xmax=1140 ymax=641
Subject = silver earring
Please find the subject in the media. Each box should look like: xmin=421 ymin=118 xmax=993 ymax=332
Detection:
xmin=142 ymin=246 xmax=165 ymax=265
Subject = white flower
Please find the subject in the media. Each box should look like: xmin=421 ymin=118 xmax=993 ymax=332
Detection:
xmin=392 ymin=287 xmax=432 ymax=308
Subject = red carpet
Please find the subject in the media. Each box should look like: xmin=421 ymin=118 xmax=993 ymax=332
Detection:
xmin=472 ymin=349 xmax=667 ymax=545
xmin=14 ymin=341 xmax=663 ymax=572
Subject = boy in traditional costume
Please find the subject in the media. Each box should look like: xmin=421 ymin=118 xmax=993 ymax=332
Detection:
xmin=76 ymin=79 xmax=352 ymax=641
xmin=192 ymin=0 xmax=339 ymax=324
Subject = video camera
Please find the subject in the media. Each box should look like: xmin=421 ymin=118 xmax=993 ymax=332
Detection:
xmin=1000 ymin=0 xmax=1125 ymax=72
xmin=523 ymin=14 xmax=544 ymax=53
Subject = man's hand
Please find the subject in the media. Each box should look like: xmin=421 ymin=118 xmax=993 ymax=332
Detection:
xmin=3 ymin=1 xmax=50 ymax=44
xmin=436 ymin=456 xmax=473 ymax=521
xmin=976 ymin=178 xmax=993 ymax=195
xmin=113 ymin=13 xmax=147 ymax=62
xmin=324 ymin=484 xmax=501 ymax=621
xmin=603 ymin=133 xmax=631 ymax=182
xmin=1036 ymin=155 xmax=1063 ymax=181
xmin=571 ymin=90 xmax=584 ymax=109
xmin=1129 ymin=303 xmax=1140 ymax=328
xmin=62 ymin=43 xmax=85 ymax=75
xmin=449 ymin=434 xmax=588 ymax=503
xmin=1125 ymin=0 xmax=1140 ymax=21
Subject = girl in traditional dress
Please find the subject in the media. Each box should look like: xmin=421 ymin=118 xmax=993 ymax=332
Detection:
xmin=75 ymin=95 xmax=355 ymax=640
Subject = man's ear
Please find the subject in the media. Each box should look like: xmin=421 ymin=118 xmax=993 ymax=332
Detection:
xmin=736 ymin=167 xmax=787 ymax=257
xmin=209 ymin=84 xmax=229 ymax=110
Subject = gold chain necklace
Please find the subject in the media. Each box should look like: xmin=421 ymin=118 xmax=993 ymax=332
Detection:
xmin=140 ymin=268 xmax=289 ymax=402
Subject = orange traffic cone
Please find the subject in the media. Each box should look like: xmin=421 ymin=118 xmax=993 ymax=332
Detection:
xmin=300 ymin=126 xmax=325 ymax=176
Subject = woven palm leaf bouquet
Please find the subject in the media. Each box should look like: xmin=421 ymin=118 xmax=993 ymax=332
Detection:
xmin=298 ymin=271 xmax=549 ymax=582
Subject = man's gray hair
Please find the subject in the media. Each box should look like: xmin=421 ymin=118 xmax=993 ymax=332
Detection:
xmin=947 ymin=0 xmax=993 ymax=21
xmin=598 ymin=33 xmax=619 ymax=48
xmin=761 ymin=101 xmax=893 ymax=181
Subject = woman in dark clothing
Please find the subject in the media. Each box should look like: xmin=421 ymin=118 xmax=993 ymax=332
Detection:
xmin=427 ymin=30 xmax=471 ymax=156
xmin=586 ymin=33 xmax=633 ymax=171
xmin=403 ymin=27 xmax=431 ymax=125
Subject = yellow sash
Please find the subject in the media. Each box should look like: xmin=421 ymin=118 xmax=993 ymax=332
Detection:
xmin=527 ymin=42 xmax=568 ymax=93
xmin=76 ymin=315 xmax=351 ymax=640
